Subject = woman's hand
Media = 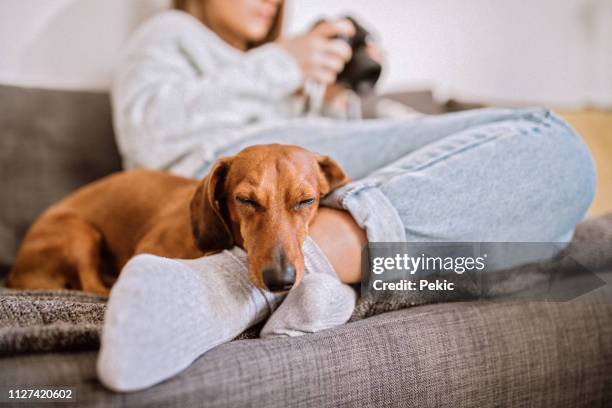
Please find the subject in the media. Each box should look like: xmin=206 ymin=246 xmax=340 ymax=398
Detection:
xmin=277 ymin=19 xmax=355 ymax=85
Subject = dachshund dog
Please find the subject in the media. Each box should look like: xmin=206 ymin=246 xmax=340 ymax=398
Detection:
xmin=7 ymin=144 xmax=349 ymax=295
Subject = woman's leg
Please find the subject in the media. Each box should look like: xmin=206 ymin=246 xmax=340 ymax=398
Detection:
xmin=208 ymin=108 xmax=595 ymax=282
xmin=311 ymin=109 xmax=596 ymax=282
xmin=99 ymin=238 xmax=356 ymax=390
xmin=203 ymin=107 xmax=568 ymax=180
xmin=99 ymin=109 xmax=595 ymax=386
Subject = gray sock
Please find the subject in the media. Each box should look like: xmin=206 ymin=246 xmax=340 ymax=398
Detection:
xmin=260 ymin=238 xmax=356 ymax=338
xmin=97 ymin=239 xmax=355 ymax=392
xmin=97 ymin=248 xmax=281 ymax=392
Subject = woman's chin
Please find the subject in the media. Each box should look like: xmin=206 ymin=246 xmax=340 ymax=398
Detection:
xmin=243 ymin=26 xmax=271 ymax=42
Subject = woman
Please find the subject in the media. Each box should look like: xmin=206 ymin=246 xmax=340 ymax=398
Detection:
xmin=99 ymin=0 xmax=597 ymax=391
xmin=112 ymin=0 xmax=595 ymax=282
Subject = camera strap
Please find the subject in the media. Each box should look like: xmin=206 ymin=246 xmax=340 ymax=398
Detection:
xmin=303 ymin=79 xmax=326 ymax=117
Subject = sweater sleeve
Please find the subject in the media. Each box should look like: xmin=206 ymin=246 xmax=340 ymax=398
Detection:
xmin=112 ymin=14 xmax=303 ymax=172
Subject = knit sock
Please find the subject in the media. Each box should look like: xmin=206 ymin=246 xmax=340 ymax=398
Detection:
xmin=97 ymin=248 xmax=281 ymax=392
xmin=260 ymin=238 xmax=356 ymax=338
xmin=97 ymin=239 xmax=355 ymax=392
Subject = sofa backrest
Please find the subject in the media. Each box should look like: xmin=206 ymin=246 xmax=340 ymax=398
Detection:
xmin=0 ymin=84 xmax=122 ymax=275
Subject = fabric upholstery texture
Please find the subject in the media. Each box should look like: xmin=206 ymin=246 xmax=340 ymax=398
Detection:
xmin=0 ymin=290 xmax=106 ymax=355
xmin=0 ymin=299 xmax=611 ymax=407
xmin=0 ymin=84 xmax=122 ymax=274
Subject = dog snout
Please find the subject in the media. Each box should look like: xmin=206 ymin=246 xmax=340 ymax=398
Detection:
xmin=262 ymin=264 xmax=296 ymax=292
xmin=261 ymin=247 xmax=296 ymax=292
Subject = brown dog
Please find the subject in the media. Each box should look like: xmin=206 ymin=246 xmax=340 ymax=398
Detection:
xmin=7 ymin=144 xmax=349 ymax=295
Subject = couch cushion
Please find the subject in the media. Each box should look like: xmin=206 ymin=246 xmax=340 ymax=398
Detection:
xmin=0 ymin=84 xmax=121 ymax=274
xmin=1 ymin=295 xmax=610 ymax=407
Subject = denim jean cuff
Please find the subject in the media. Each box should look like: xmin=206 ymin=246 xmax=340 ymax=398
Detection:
xmin=321 ymin=183 xmax=406 ymax=242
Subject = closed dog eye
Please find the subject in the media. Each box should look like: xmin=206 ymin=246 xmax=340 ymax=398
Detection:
xmin=294 ymin=198 xmax=316 ymax=210
xmin=236 ymin=196 xmax=263 ymax=210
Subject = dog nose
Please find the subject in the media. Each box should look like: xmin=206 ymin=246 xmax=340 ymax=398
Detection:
xmin=262 ymin=264 xmax=296 ymax=292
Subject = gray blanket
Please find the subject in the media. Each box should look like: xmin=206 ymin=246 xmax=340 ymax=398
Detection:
xmin=2 ymin=213 xmax=611 ymax=355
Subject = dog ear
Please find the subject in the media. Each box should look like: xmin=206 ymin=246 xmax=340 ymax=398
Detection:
xmin=190 ymin=158 xmax=234 ymax=252
xmin=317 ymin=155 xmax=350 ymax=196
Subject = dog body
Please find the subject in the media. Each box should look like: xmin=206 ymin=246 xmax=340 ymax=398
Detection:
xmin=8 ymin=144 xmax=348 ymax=295
xmin=8 ymin=170 xmax=202 ymax=294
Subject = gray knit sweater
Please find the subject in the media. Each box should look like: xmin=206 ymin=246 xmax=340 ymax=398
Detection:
xmin=112 ymin=10 xmax=314 ymax=177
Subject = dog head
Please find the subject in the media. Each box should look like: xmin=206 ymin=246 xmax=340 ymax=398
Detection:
xmin=190 ymin=144 xmax=349 ymax=293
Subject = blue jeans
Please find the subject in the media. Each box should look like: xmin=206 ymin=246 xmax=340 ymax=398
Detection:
xmin=212 ymin=108 xmax=596 ymax=243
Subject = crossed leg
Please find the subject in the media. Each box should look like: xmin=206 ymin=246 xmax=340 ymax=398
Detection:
xmin=98 ymin=108 xmax=596 ymax=391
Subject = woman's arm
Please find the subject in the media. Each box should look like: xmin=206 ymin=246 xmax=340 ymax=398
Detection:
xmin=114 ymin=46 xmax=302 ymax=161
xmin=112 ymin=12 xmax=354 ymax=173
xmin=115 ymin=43 xmax=303 ymax=137
xmin=112 ymin=13 xmax=303 ymax=172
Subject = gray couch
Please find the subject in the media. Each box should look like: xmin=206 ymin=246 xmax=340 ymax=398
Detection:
xmin=1 ymin=84 xmax=611 ymax=407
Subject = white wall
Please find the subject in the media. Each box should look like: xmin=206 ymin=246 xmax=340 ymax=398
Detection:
xmin=0 ymin=0 xmax=168 ymax=89
xmin=0 ymin=0 xmax=610 ymax=108
xmin=287 ymin=0 xmax=612 ymax=108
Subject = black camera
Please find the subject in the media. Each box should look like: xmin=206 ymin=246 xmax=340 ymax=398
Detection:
xmin=336 ymin=16 xmax=382 ymax=93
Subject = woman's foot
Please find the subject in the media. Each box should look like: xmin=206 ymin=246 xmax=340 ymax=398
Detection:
xmin=261 ymin=272 xmax=356 ymax=338
xmin=97 ymin=250 xmax=280 ymax=392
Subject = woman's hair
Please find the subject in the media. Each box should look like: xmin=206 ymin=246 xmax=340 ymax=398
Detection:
xmin=173 ymin=0 xmax=284 ymax=48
